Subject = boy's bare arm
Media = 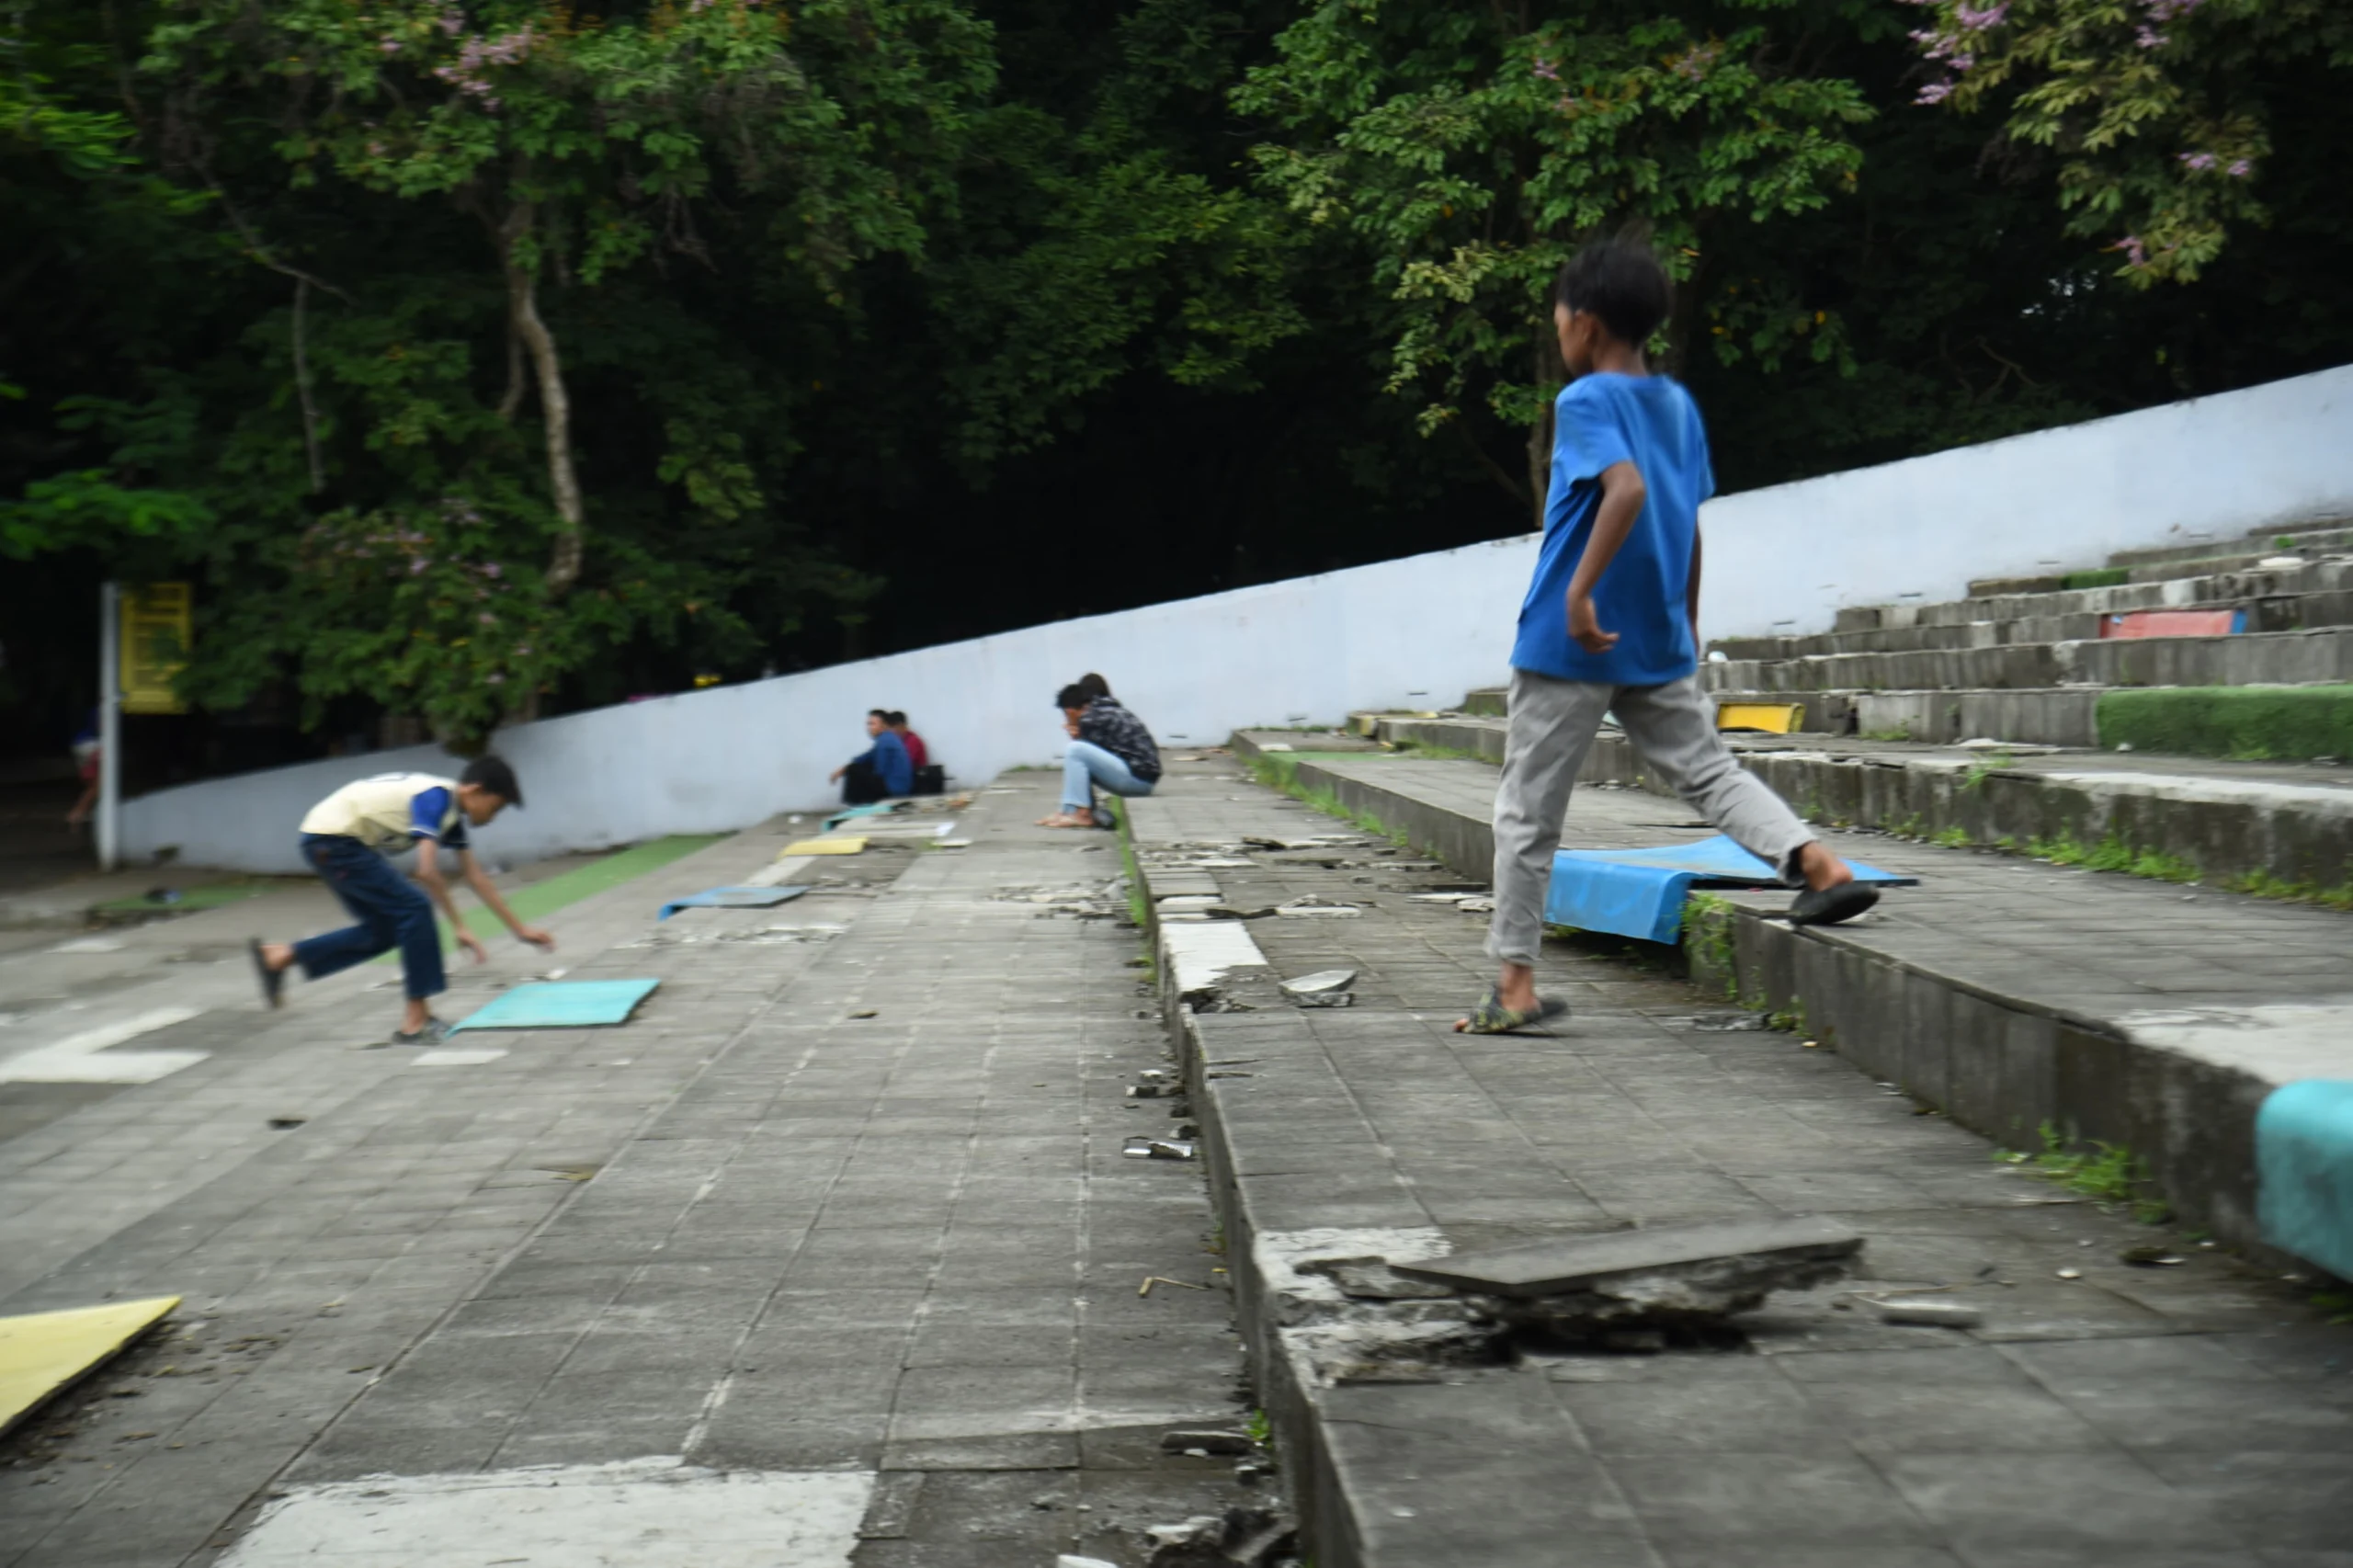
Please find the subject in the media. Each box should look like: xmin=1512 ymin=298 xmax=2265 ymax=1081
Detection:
xmin=413 ymin=843 xmax=488 ymax=963
xmin=1565 ymin=460 xmax=1647 ymax=653
xmin=460 ymin=848 xmax=555 ymax=950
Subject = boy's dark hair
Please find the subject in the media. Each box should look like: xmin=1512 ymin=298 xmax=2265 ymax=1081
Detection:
xmin=1054 ymin=683 xmax=1095 ymax=710
xmin=1075 ymin=673 xmax=1112 ymax=700
xmin=869 ymin=708 xmax=891 ymax=722
xmin=884 ymin=710 xmax=908 ymax=726
xmin=1552 ymin=238 xmax=1672 ymax=347
xmin=460 ymin=755 xmax=523 ymax=808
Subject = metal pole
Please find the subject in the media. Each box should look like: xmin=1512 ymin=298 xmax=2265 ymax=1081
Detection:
xmin=98 ymin=581 xmax=121 ymax=870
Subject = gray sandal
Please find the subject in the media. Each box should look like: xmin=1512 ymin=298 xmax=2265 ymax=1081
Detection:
xmin=1455 ymin=990 xmax=1571 ymax=1035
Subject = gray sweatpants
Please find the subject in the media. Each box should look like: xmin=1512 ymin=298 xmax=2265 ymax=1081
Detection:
xmin=1487 ymin=668 xmax=1814 ymax=967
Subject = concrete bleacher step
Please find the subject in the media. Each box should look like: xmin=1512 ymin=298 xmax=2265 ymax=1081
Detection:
xmin=1228 ymin=731 xmax=2353 ymax=1282
xmin=1366 ymin=710 xmax=2353 ymax=896
xmin=1703 ymin=625 xmax=2353 ymax=697
xmin=1722 ymin=588 xmax=2353 ymax=661
xmin=1135 ymin=746 xmax=2353 ymax=1568
xmin=1968 ymin=517 xmax=2353 ymax=595
xmin=1844 ymin=555 xmax=2353 ymax=634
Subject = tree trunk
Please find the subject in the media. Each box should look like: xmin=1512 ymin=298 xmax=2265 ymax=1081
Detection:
xmin=499 ymin=205 xmax=585 ymax=596
xmin=291 ymin=277 xmax=324 ymax=495
xmin=1526 ymin=315 xmax=1560 ymax=530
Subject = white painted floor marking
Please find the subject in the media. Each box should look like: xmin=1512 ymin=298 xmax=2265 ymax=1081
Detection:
xmin=217 ymin=1459 xmax=874 ymax=1567
xmin=409 ymin=1048 xmax=508 ymax=1067
xmin=0 ymin=1006 xmax=207 ymax=1085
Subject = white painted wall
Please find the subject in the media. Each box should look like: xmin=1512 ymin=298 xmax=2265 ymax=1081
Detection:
xmin=124 ymin=365 xmax=2353 ymax=872
xmin=1700 ymin=362 xmax=2353 ymax=641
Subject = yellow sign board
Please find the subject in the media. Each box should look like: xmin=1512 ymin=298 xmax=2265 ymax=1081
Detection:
xmin=120 ymin=583 xmax=191 ymax=715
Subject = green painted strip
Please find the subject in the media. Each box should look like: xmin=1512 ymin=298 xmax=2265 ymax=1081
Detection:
xmin=371 ymin=833 xmax=730 ymax=958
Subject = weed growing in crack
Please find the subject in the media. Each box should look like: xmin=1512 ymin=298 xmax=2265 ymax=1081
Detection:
xmin=2003 ymin=1122 xmax=2170 ymax=1221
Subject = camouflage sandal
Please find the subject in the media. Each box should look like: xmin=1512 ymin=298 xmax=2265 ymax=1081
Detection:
xmin=1454 ymin=990 xmax=1571 ymax=1035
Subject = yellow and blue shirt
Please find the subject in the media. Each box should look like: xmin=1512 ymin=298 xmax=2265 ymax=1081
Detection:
xmin=299 ymin=773 xmax=470 ymax=855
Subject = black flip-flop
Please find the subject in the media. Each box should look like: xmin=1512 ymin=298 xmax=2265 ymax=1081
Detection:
xmin=249 ymin=937 xmax=286 ymax=1009
xmin=1786 ymin=883 xmax=1881 ymax=926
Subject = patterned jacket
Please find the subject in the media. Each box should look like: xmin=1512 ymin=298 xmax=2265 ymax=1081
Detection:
xmin=1078 ymin=698 xmax=1162 ymax=782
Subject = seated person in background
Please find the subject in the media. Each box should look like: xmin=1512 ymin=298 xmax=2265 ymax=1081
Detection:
xmin=887 ymin=711 xmax=928 ymax=770
xmin=1074 ymin=672 xmax=1111 ymax=701
xmin=830 ymin=709 xmax=912 ymax=804
xmin=1040 ymin=682 xmax=1161 ymax=829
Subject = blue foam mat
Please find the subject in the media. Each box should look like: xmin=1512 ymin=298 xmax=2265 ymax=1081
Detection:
xmin=1542 ymin=835 xmax=1915 ymax=945
xmin=449 ymin=978 xmax=661 ymax=1032
xmin=657 ymin=885 xmax=811 ymax=920
xmin=2256 ymin=1079 xmax=2353 ymax=1281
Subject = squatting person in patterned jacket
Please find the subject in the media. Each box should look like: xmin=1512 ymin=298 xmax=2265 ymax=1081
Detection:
xmin=1039 ymin=679 xmax=1162 ymax=830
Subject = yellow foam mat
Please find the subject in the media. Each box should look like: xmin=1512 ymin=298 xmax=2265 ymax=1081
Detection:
xmin=780 ymin=837 xmax=866 ymax=857
xmin=0 ymin=1296 xmax=179 ymax=1437
xmin=1716 ymin=702 xmax=1804 ymax=734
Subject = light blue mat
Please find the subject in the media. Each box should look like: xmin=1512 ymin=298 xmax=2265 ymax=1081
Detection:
xmin=2256 ymin=1079 xmax=2353 ymax=1280
xmin=1543 ymin=835 xmax=1915 ymax=945
xmin=450 ymin=979 xmax=661 ymax=1032
xmin=657 ymin=885 xmax=810 ymax=920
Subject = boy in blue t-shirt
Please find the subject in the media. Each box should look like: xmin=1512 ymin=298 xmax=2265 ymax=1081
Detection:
xmin=1459 ymin=240 xmax=1878 ymax=1035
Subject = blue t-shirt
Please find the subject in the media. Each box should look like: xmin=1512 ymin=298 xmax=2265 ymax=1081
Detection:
xmin=1509 ymin=373 xmax=1715 ymax=686
xmin=852 ymin=730 xmax=914 ymax=796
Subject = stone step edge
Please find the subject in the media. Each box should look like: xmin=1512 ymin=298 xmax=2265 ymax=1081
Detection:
xmin=1359 ymin=713 xmax=2353 ymax=895
xmin=1122 ymin=801 xmax=1403 ymax=1568
xmin=1225 ymin=733 xmax=2311 ymax=1275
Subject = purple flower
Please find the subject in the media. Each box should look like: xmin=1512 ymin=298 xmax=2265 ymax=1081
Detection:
xmin=1916 ymin=80 xmax=1954 ymax=105
xmin=1955 ymin=4 xmax=2007 ymax=30
xmin=2136 ymin=25 xmax=2166 ymax=48
xmin=379 ymin=38 xmax=402 ymax=54
xmin=486 ymin=673 xmax=506 ymax=686
xmin=515 ymin=644 xmax=532 ymax=656
xmin=2179 ymin=152 xmax=2217 ymax=172
xmin=479 ymin=613 xmax=497 ymax=625
xmin=1532 ymin=58 xmax=1559 ymax=81
xmin=483 ymin=562 xmax=502 ymax=579
xmin=2227 ymin=159 xmax=2252 ymax=177
xmin=2120 ymin=234 xmax=2149 ymax=267
xmin=410 ymin=559 xmax=431 ymax=574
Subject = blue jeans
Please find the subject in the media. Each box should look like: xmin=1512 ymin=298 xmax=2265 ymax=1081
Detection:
xmin=290 ymin=834 xmax=446 ymax=1001
xmin=1063 ymin=740 xmax=1154 ymax=820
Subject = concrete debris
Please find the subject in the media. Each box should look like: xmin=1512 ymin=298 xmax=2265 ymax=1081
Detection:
xmin=1392 ymin=1215 xmax=1862 ymax=1335
xmin=1123 ymin=1137 xmax=1197 ymax=1161
xmin=1057 ymin=1557 xmax=1120 ymax=1568
xmin=1158 ymin=1429 xmax=1254 ymax=1455
xmin=1455 ymin=897 xmax=1495 ymax=914
xmin=1290 ymin=991 xmax=1354 ymax=1009
xmin=1690 ymin=1014 xmax=1768 ymax=1032
xmin=1255 ymin=1228 xmax=1497 ymax=1382
xmin=1305 ymin=1258 xmax=1456 ymax=1301
xmin=1142 ymin=1506 xmax=1295 ymax=1568
xmin=1274 ymin=896 xmax=1362 ymax=918
xmin=1873 ymin=1298 xmax=1984 ymax=1328
xmin=1278 ymin=970 xmax=1357 ymax=996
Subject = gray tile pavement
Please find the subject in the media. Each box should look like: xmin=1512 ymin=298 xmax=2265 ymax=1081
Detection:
xmin=1 ymin=784 xmax=1258 ymax=1567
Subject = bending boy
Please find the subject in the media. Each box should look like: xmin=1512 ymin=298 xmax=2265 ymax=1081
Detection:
xmin=1461 ymin=239 xmax=1876 ymax=1036
xmin=250 ymin=757 xmax=553 ymax=1046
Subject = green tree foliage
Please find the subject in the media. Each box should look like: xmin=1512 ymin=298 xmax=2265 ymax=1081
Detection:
xmin=1905 ymin=0 xmax=2353 ymax=283
xmin=4 ymin=0 xmax=2350 ymax=767
xmin=1236 ymin=0 xmax=1872 ymax=515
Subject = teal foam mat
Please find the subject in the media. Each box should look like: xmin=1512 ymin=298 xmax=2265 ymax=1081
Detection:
xmin=2256 ymin=1078 xmax=2353 ymax=1280
xmin=1544 ymin=835 xmax=1915 ymax=944
xmin=450 ymin=979 xmax=661 ymax=1032
xmin=657 ymin=886 xmax=810 ymax=920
